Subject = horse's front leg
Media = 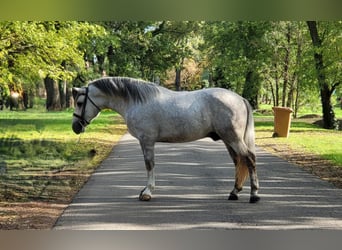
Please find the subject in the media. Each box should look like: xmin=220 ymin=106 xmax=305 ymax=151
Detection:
xmin=139 ymin=141 xmax=155 ymax=201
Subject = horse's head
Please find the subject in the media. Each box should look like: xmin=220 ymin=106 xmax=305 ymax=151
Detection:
xmin=72 ymin=86 xmax=102 ymax=134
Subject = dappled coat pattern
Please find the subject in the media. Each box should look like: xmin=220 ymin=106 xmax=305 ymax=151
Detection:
xmin=72 ymin=77 xmax=260 ymax=203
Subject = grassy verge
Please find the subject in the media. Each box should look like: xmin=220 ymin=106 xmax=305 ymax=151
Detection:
xmin=0 ymin=109 xmax=126 ymax=229
xmin=255 ymin=118 xmax=342 ymax=166
xmin=254 ymin=106 xmax=342 ymax=188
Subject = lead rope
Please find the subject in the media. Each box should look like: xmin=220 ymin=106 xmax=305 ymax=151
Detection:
xmin=77 ymin=133 xmax=82 ymax=144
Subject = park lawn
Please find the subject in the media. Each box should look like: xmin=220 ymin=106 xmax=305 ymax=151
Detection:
xmin=255 ymin=118 xmax=342 ymax=166
xmin=0 ymin=109 xmax=126 ymax=228
xmin=255 ymin=103 xmax=342 ymax=166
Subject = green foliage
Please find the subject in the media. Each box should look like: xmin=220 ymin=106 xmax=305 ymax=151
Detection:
xmin=92 ymin=21 xmax=201 ymax=82
xmin=313 ymin=22 xmax=342 ymax=88
xmin=203 ymin=21 xmax=269 ymax=102
xmin=306 ymin=21 xmax=341 ymax=129
xmin=0 ymin=21 xmax=107 ymax=91
xmin=203 ymin=21 xmax=341 ymax=119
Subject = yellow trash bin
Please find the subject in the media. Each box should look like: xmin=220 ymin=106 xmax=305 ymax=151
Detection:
xmin=272 ymin=106 xmax=293 ymax=138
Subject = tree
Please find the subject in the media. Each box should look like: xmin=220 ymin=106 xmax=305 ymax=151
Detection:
xmin=38 ymin=21 xmax=106 ymax=111
xmin=261 ymin=21 xmax=309 ymax=117
xmin=203 ymin=21 xmax=269 ymax=108
xmin=0 ymin=21 xmax=107 ymax=111
xmin=0 ymin=21 xmax=40 ymax=104
xmin=93 ymin=22 xmax=152 ymax=78
xmin=144 ymin=21 xmax=201 ymax=89
xmin=307 ymin=21 xmax=341 ymax=129
xmin=93 ymin=21 xmax=202 ymax=89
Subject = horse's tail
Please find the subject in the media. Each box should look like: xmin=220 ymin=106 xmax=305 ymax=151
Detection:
xmin=243 ymin=98 xmax=256 ymax=158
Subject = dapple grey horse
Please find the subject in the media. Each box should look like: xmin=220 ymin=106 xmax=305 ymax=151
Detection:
xmin=72 ymin=77 xmax=260 ymax=203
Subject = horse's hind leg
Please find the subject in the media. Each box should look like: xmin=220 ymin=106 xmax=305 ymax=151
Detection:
xmin=226 ymin=144 xmax=260 ymax=203
xmin=139 ymin=141 xmax=156 ymax=201
xmin=244 ymin=152 xmax=260 ymax=203
xmin=228 ymin=155 xmax=249 ymax=200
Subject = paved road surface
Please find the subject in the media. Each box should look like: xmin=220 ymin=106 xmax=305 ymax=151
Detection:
xmin=54 ymin=133 xmax=342 ymax=229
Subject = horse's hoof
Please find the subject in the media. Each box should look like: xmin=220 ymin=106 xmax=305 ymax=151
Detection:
xmin=139 ymin=193 xmax=152 ymax=201
xmin=139 ymin=188 xmax=152 ymax=201
xmin=228 ymin=193 xmax=238 ymax=200
xmin=249 ymin=195 xmax=260 ymax=203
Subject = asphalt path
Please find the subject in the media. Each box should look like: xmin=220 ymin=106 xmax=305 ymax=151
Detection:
xmin=54 ymin=133 xmax=342 ymax=229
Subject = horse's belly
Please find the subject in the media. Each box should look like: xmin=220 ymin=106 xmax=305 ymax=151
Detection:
xmin=157 ymin=133 xmax=206 ymax=143
xmin=156 ymin=118 xmax=211 ymax=143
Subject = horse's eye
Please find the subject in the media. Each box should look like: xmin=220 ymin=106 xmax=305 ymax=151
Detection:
xmin=77 ymin=102 xmax=83 ymax=107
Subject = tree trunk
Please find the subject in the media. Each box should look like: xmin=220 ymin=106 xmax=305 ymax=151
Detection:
xmin=66 ymin=87 xmax=73 ymax=108
xmin=292 ymin=28 xmax=303 ymax=118
xmin=286 ymin=70 xmax=296 ymax=110
xmin=44 ymin=76 xmax=61 ymax=111
xmin=286 ymin=88 xmax=293 ymax=109
xmin=320 ymin=84 xmax=335 ymax=129
xmin=175 ymin=67 xmax=181 ymax=91
xmin=294 ymin=78 xmax=300 ymax=118
xmin=242 ymin=70 xmax=259 ymax=109
xmin=268 ymin=80 xmax=276 ymax=107
xmin=96 ymin=53 xmax=106 ymax=76
xmin=107 ymin=45 xmax=115 ymax=76
xmin=282 ymin=24 xmax=291 ymax=107
xmin=307 ymin=21 xmax=337 ymax=129
xmin=60 ymin=80 xmax=67 ymax=109
xmin=272 ymin=62 xmax=280 ymax=107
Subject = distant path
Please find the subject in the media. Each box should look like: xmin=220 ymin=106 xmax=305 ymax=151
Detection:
xmin=54 ymin=133 xmax=342 ymax=229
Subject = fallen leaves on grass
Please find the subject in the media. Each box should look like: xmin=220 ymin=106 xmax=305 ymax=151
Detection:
xmin=257 ymin=140 xmax=342 ymax=189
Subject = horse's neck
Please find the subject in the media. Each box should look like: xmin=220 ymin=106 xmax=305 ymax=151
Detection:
xmin=108 ymin=97 xmax=131 ymax=116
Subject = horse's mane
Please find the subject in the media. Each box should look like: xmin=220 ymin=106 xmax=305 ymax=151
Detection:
xmin=89 ymin=77 xmax=160 ymax=103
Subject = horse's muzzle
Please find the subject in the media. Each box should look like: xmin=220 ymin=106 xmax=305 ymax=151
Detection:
xmin=72 ymin=121 xmax=85 ymax=134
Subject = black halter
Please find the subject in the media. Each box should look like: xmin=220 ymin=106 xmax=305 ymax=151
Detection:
xmin=73 ymin=87 xmax=101 ymax=127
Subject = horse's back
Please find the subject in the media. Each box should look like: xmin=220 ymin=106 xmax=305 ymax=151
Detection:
xmin=202 ymin=88 xmax=245 ymax=106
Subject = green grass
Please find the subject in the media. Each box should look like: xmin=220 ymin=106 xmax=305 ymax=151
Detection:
xmin=254 ymin=115 xmax=342 ymax=167
xmin=255 ymin=102 xmax=341 ymax=166
xmin=0 ymin=109 xmax=126 ymax=202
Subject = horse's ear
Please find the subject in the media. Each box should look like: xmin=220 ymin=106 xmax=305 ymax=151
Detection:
xmin=72 ymin=87 xmax=79 ymax=100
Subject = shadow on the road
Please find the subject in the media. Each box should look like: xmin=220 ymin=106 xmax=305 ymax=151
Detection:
xmin=55 ymin=135 xmax=342 ymax=229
